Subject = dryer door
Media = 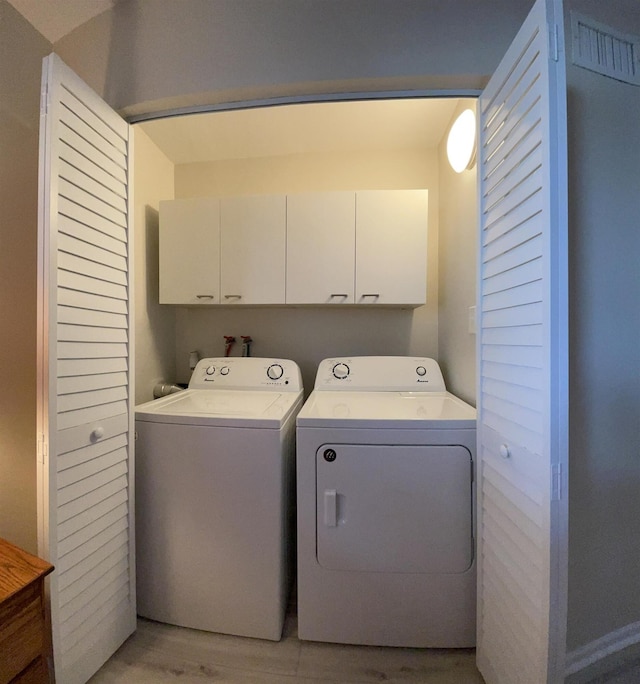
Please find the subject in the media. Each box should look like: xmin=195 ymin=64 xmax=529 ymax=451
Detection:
xmin=316 ymin=444 xmax=473 ymax=573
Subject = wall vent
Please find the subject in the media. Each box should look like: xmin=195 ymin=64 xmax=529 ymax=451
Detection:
xmin=570 ymin=12 xmax=640 ymax=86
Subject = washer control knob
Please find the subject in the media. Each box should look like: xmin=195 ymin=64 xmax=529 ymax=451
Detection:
xmin=416 ymin=366 xmax=427 ymax=377
xmin=267 ymin=363 xmax=284 ymax=380
xmin=220 ymin=366 xmax=229 ymax=376
xmin=332 ymin=363 xmax=350 ymax=380
xmin=205 ymin=365 xmax=215 ymax=376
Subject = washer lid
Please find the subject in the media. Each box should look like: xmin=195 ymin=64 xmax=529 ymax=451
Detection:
xmin=296 ymin=391 xmax=476 ymax=429
xmin=135 ymin=388 xmax=303 ymax=428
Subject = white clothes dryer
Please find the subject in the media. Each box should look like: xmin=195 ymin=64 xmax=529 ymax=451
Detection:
xmin=135 ymin=357 xmax=303 ymax=641
xmin=296 ymin=356 xmax=476 ymax=648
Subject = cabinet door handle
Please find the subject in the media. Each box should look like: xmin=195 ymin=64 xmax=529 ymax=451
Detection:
xmin=196 ymin=294 xmax=215 ymax=299
xmin=329 ymin=293 xmax=348 ymax=299
xmin=360 ymin=293 xmax=380 ymax=299
xmin=224 ymin=294 xmax=242 ymax=299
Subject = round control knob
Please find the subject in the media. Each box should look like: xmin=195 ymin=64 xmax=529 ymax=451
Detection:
xmin=205 ymin=365 xmax=215 ymax=376
xmin=266 ymin=364 xmax=284 ymax=380
xmin=220 ymin=366 xmax=229 ymax=376
xmin=332 ymin=363 xmax=350 ymax=380
xmin=416 ymin=366 xmax=427 ymax=377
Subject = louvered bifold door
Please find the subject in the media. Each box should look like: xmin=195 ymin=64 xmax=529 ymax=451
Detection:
xmin=476 ymin=0 xmax=568 ymax=683
xmin=37 ymin=54 xmax=135 ymax=684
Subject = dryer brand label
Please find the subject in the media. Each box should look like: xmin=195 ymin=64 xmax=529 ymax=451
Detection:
xmin=323 ymin=448 xmax=337 ymax=462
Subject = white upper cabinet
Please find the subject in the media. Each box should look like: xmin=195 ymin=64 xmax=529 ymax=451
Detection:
xmin=356 ymin=190 xmax=428 ymax=305
xmin=159 ymin=197 xmax=220 ymax=304
xmin=220 ymin=195 xmax=286 ymax=304
xmin=160 ymin=190 xmax=427 ymax=306
xmin=286 ymin=192 xmax=356 ymax=304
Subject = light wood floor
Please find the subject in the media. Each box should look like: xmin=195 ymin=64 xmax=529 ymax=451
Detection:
xmin=89 ymin=615 xmax=485 ymax=683
xmin=89 ymin=615 xmax=640 ymax=683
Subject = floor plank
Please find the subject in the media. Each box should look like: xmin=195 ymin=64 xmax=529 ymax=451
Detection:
xmin=90 ymin=616 xmax=484 ymax=683
xmin=91 ymin=616 xmax=640 ymax=683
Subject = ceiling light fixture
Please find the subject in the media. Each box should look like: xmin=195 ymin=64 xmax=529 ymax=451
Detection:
xmin=446 ymin=109 xmax=477 ymax=173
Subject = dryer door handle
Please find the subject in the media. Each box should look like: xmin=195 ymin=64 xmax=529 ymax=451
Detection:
xmin=323 ymin=489 xmax=338 ymax=527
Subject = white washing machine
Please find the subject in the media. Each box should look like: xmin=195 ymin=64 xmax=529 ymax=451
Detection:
xmin=135 ymin=357 xmax=303 ymax=641
xmin=296 ymin=356 xmax=476 ymax=648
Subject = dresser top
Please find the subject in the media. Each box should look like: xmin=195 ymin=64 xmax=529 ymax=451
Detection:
xmin=0 ymin=537 xmax=53 ymax=603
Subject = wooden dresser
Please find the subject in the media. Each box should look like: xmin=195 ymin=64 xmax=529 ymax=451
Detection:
xmin=0 ymin=538 xmax=54 ymax=684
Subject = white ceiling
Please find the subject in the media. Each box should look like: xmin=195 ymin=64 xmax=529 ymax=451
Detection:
xmin=139 ymin=99 xmax=460 ymax=165
xmin=6 ymin=0 xmax=114 ymax=43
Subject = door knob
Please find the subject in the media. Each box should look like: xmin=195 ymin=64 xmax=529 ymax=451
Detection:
xmin=90 ymin=427 xmax=105 ymax=442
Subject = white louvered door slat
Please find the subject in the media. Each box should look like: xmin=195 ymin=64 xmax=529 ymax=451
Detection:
xmin=58 ymin=254 xmax=128 ymax=288
xmin=37 ymin=53 xmax=135 ymax=684
xmin=59 ymin=233 xmax=127 ymax=271
xmin=59 ymin=87 xmax=128 ymax=155
xmin=59 ymin=178 xmax=127 ymax=226
xmin=59 ymin=269 xmax=129 ymax=301
xmin=59 ymin=216 xmax=128 ymax=256
xmin=59 ymin=129 xmax=127 ymax=184
xmin=476 ymin=1 xmax=568 ymax=683
xmin=59 ymin=160 xmax=127 ymax=213
xmin=59 ymin=196 xmax=128 ymax=242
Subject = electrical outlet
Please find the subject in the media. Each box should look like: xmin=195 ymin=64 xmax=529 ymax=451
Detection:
xmin=468 ymin=306 xmax=477 ymax=335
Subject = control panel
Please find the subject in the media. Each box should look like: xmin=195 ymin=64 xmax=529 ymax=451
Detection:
xmin=189 ymin=358 xmax=302 ymax=391
xmin=314 ymin=356 xmax=446 ymax=392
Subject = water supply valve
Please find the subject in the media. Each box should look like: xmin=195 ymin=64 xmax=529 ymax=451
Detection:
xmin=241 ymin=336 xmax=253 ymax=357
xmin=224 ymin=335 xmax=236 ymax=357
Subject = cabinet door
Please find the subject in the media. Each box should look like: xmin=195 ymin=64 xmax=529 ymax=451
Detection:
xmin=286 ymin=192 xmax=355 ymax=304
xmin=220 ymin=195 xmax=286 ymax=304
xmin=159 ymin=198 xmax=220 ymax=304
xmin=355 ymin=190 xmax=428 ymax=305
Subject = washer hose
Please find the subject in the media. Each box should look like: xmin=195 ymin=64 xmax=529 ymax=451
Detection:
xmin=153 ymin=383 xmax=184 ymax=399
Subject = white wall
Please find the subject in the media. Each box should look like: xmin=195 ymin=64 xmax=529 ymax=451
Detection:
xmin=133 ymin=128 xmax=176 ymax=403
xmin=437 ymin=101 xmax=477 ymax=405
xmin=53 ymin=0 xmax=534 ymax=115
xmin=564 ymin=0 xmax=640 ymax=659
xmin=173 ymin=148 xmax=439 ymax=392
xmin=0 ymin=0 xmax=51 ymax=553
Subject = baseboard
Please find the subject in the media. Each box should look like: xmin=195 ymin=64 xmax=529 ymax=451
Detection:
xmin=565 ymin=620 xmax=640 ymax=683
